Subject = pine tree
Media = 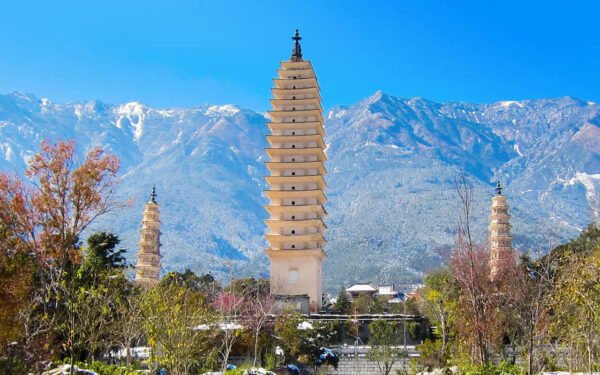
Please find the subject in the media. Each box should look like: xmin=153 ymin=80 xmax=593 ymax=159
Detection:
xmin=336 ymin=286 xmax=351 ymax=314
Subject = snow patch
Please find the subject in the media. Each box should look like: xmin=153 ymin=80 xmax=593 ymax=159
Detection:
xmin=205 ymin=105 xmax=240 ymax=117
xmin=498 ymin=101 xmax=524 ymax=108
xmin=74 ymin=106 xmax=83 ymax=119
xmin=513 ymin=144 xmax=523 ymax=157
xmin=564 ymin=172 xmax=600 ymax=205
xmin=195 ymin=322 xmax=243 ymax=331
xmin=328 ymin=109 xmax=346 ymax=119
xmin=171 ymin=130 xmax=184 ymax=145
xmin=2 ymin=143 xmax=13 ymax=161
xmin=297 ymin=321 xmax=313 ymax=330
xmin=40 ymin=98 xmax=52 ymax=111
xmin=116 ymin=102 xmax=146 ymax=142
xmin=156 ymin=109 xmax=177 ymax=117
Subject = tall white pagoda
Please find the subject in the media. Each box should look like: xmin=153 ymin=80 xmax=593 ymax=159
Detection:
xmin=265 ymin=30 xmax=327 ymax=312
xmin=136 ymin=186 xmax=161 ymax=286
xmin=489 ymin=181 xmax=514 ymax=279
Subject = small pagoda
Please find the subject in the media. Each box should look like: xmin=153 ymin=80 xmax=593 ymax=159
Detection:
xmin=136 ymin=186 xmax=162 ymax=286
xmin=489 ymin=181 xmax=514 ymax=279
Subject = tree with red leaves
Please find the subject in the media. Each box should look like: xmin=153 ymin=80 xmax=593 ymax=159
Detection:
xmin=212 ymin=291 xmax=246 ymax=372
xmin=0 ymin=140 xmax=121 ymax=372
xmin=450 ymin=172 xmax=504 ymax=365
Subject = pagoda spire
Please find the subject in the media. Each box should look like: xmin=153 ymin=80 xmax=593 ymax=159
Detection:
xmin=495 ymin=180 xmax=503 ymax=195
xmin=136 ymin=187 xmax=161 ymax=286
xmin=291 ymin=29 xmax=303 ymax=62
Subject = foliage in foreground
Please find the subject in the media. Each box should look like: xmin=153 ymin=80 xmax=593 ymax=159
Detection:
xmin=412 ymin=224 xmax=600 ymax=374
xmin=411 ymin=174 xmax=600 ymax=374
xmin=458 ymin=361 xmax=524 ymax=375
xmin=367 ymin=320 xmax=405 ymax=375
xmin=274 ymin=312 xmax=340 ymax=371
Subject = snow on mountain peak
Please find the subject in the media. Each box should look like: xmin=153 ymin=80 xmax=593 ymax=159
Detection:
xmin=498 ymin=100 xmax=524 ymax=108
xmin=115 ymin=102 xmax=146 ymax=142
xmin=204 ymin=104 xmax=240 ymax=117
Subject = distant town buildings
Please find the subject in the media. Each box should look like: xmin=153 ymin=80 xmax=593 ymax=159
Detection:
xmin=265 ymin=30 xmax=328 ymax=312
xmin=489 ymin=181 xmax=515 ymax=278
xmin=135 ymin=186 xmax=161 ymax=286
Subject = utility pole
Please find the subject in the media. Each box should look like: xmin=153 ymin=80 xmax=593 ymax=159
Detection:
xmin=403 ymin=292 xmax=407 ymax=350
xmin=403 ymin=291 xmax=407 ymax=371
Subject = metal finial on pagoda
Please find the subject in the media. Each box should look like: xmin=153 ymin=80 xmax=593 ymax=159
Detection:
xmin=149 ymin=185 xmax=157 ymax=203
xmin=291 ymin=29 xmax=303 ymax=62
xmin=496 ymin=180 xmax=503 ymax=195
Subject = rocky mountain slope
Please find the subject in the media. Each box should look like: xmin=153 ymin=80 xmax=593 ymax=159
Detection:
xmin=1 ymin=91 xmax=598 ymax=292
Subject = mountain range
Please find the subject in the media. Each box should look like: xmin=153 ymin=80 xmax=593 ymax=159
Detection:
xmin=1 ymin=91 xmax=598 ymax=293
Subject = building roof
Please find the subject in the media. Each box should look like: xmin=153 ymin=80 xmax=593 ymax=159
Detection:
xmin=346 ymin=283 xmax=377 ymax=293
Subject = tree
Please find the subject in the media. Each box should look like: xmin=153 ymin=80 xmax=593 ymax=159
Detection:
xmin=83 ymin=232 xmax=127 ymax=271
xmin=0 ymin=221 xmax=33 ymax=367
xmin=450 ymin=172 xmax=503 ymax=365
xmin=142 ymin=283 xmax=217 ymax=375
xmin=335 ymin=286 xmax=351 ymax=314
xmin=63 ymin=232 xmax=134 ymax=363
xmin=111 ymin=287 xmax=144 ymax=366
xmin=504 ymin=254 xmax=552 ymax=375
xmin=227 ymin=277 xmax=270 ymax=298
xmin=242 ymin=289 xmax=275 ymax=367
xmin=550 ymin=247 xmax=600 ymax=373
xmin=161 ymin=269 xmax=221 ymax=302
xmin=366 ymin=320 xmax=404 ymax=375
xmin=274 ymin=313 xmax=339 ymax=372
xmin=417 ymin=268 xmax=458 ymax=368
xmin=351 ymin=294 xmax=385 ymax=314
xmin=212 ymin=291 xmax=246 ymax=372
xmin=0 ymin=140 xmax=120 ymax=264
xmin=0 ymin=140 xmax=121 ymax=372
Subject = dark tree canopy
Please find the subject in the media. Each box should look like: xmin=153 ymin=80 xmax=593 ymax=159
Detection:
xmin=84 ymin=231 xmax=128 ymax=271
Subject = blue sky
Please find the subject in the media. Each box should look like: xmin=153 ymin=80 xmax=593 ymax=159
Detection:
xmin=0 ymin=0 xmax=598 ymax=111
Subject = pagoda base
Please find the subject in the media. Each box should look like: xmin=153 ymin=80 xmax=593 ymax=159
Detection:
xmin=267 ymin=248 xmax=325 ymax=312
xmin=272 ymin=294 xmax=311 ymax=314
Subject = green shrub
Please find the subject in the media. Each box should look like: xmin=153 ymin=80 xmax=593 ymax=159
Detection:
xmin=263 ymin=351 xmax=278 ymax=370
xmin=460 ymin=361 xmax=523 ymax=375
xmin=80 ymin=361 xmax=143 ymax=375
